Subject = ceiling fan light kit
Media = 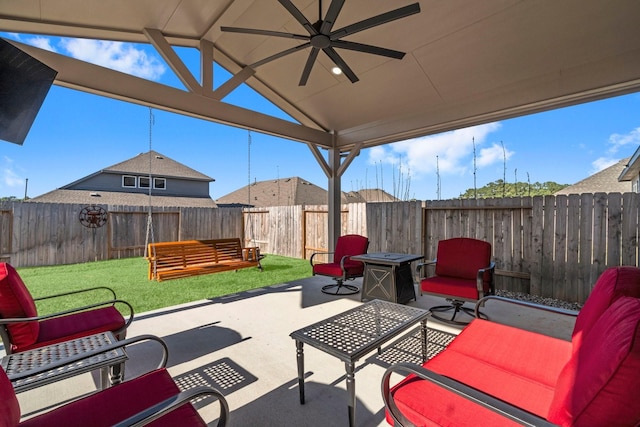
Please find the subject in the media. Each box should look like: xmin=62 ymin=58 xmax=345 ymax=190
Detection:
xmin=221 ymin=0 xmax=421 ymax=86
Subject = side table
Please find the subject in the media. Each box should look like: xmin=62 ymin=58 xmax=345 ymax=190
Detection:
xmin=352 ymin=253 xmax=423 ymax=304
xmin=290 ymin=299 xmax=430 ymax=427
xmin=1 ymin=331 xmax=128 ymax=393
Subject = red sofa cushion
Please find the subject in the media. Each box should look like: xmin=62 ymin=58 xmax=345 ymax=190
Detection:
xmin=548 ymin=296 xmax=640 ymax=426
xmin=19 ymin=368 xmax=207 ymax=427
xmin=0 ymin=367 xmax=20 ymax=427
xmin=0 ymin=263 xmax=39 ymax=351
xmin=387 ymin=377 xmax=522 ymax=427
xmin=434 ymin=238 xmax=491 ymax=281
xmin=391 ymin=318 xmax=571 ymax=423
xmin=15 ymin=306 xmax=126 ymax=353
xmin=571 ymin=266 xmax=640 ymax=351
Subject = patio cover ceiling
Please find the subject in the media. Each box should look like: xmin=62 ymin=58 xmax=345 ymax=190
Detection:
xmin=2 ymin=0 xmax=640 ymax=249
xmin=2 ymin=0 xmax=640 ymax=153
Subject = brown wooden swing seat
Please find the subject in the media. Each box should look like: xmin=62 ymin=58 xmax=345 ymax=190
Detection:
xmin=147 ymin=238 xmax=263 ymax=282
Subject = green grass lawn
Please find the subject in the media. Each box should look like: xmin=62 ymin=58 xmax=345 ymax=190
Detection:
xmin=17 ymin=255 xmax=312 ymax=315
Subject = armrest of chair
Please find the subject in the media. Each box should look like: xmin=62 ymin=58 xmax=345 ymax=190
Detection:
xmin=476 ymin=261 xmax=496 ymax=295
xmin=382 ymin=362 xmax=558 ymax=427
xmin=415 ymin=259 xmax=436 ymax=281
xmin=309 ymin=251 xmax=334 ymax=266
xmin=33 ymin=286 xmax=118 ymax=302
xmin=474 ymin=295 xmax=580 ymax=319
xmin=0 ymin=299 xmax=135 ymax=332
xmin=113 ymin=385 xmax=229 ymax=427
xmin=7 ymin=334 xmax=169 ymax=383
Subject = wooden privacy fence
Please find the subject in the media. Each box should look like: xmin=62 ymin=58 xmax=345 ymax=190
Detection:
xmin=0 ymin=193 xmax=637 ymax=303
xmin=424 ymin=193 xmax=639 ymax=303
xmin=0 ymin=203 xmax=244 ymax=267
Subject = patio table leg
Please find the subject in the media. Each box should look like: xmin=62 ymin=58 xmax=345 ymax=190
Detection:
xmin=420 ymin=319 xmax=428 ymax=362
xmin=346 ymin=361 xmax=356 ymax=427
xmin=296 ymin=340 xmax=305 ymax=404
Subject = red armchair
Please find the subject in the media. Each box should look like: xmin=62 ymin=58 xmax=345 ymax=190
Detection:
xmin=1 ymin=340 xmax=229 ymax=427
xmin=310 ymin=234 xmax=369 ymax=295
xmin=0 ymin=262 xmax=133 ymax=354
xmin=383 ymin=266 xmax=640 ymax=426
xmin=418 ymin=237 xmax=494 ymax=324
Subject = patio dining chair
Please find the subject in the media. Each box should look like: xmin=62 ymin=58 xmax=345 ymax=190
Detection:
xmin=310 ymin=234 xmax=369 ymax=295
xmin=0 ymin=262 xmax=134 ymax=354
xmin=417 ymin=237 xmax=495 ymax=324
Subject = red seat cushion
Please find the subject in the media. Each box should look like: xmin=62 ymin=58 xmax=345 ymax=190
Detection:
xmin=389 ymin=318 xmax=572 ymax=425
xmin=0 ymin=263 xmax=40 ymax=350
xmin=571 ymin=266 xmax=640 ymax=351
xmin=420 ymin=276 xmax=480 ymax=300
xmin=0 ymin=367 xmax=20 ymax=427
xmin=19 ymin=368 xmax=207 ymax=427
xmin=313 ymin=262 xmax=364 ymax=278
xmin=16 ymin=306 xmax=126 ymax=353
xmin=548 ymin=296 xmax=640 ymax=427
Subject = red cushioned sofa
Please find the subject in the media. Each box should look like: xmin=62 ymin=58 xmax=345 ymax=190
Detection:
xmin=383 ymin=266 xmax=640 ymax=426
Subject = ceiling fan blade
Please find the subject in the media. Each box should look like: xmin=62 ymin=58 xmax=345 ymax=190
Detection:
xmin=323 ymin=46 xmax=359 ymax=83
xmin=299 ymin=47 xmax=320 ymax=86
xmin=250 ymin=42 xmax=311 ymax=68
xmin=331 ymin=40 xmax=405 ymax=59
xmin=330 ymin=3 xmax=420 ymax=40
xmin=221 ymin=27 xmax=309 ymax=41
xmin=319 ymin=0 xmax=345 ymax=34
xmin=278 ymin=0 xmax=318 ymax=35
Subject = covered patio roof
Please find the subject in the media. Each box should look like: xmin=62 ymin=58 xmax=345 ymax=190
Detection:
xmin=2 ymin=0 xmax=640 ymax=246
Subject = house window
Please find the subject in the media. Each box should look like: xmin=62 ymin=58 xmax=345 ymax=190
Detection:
xmin=122 ymin=175 xmax=137 ymax=188
xmin=139 ymin=176 xmax=150 ymax=188
xmin=154 ymin=177 xmax=166 ymax=190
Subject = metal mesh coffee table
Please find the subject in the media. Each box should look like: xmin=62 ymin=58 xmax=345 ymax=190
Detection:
xmin=290 ymin=299 xmax=430 ymax=427
xmin=1 ymin=331 xmax=128 ymax=393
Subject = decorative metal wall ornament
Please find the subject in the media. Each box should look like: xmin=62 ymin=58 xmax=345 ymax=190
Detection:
xmin=79 ymin=205 xmax=108 ymax=228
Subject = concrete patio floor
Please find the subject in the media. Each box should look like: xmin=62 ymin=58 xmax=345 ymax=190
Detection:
xmin=16 ymin=276 xmax=576 ymax=426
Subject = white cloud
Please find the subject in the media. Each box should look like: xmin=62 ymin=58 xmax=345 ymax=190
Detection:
xmin=28 ymin=36 xmax=56 ymax=52
xmin=59 ymin=38 xmax=166 ymax=80
xmin=591 ymin=157 xmax=618 ymax=173
xmin=2 ymin=157 xmax=23 ymax=188
xmin=608 ymin=127 xmax=640 ymax=153
xmin=368 ymin=122 xmax=503 ymax=177
xmin=477 ymin=142 xmax=513 ymax=168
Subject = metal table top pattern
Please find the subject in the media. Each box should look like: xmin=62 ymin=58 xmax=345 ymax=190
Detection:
xmin=2 ymin=331 xmax=127 ymax=393
xmin=290 ymin=299 xmax=430 ymax=363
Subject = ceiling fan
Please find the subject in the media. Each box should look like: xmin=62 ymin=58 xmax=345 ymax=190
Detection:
xmin=221 ymin=0 xmax=421 ymax=86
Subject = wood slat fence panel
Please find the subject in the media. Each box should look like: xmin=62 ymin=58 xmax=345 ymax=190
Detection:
xmin=1 ymin=193 xmax=637 ymax=304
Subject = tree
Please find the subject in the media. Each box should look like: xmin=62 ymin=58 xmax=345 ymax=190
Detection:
xmin=458 ymin=180 xmax=568 ymax=199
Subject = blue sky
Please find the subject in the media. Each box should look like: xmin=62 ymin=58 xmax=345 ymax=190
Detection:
xmin=1 ymin=33 xmax=639 ymax=201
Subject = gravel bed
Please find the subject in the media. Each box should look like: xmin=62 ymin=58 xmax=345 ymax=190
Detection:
xmin=495 ymin=290 xmax=583 ymax=311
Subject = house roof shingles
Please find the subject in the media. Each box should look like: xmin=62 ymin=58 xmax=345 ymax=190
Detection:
xmin=29 ymin=189 xmax=218 ymax=208
xmin=216 ymin=177 xmax=399 ymax=207
xmin=555 ymin=157 xmax=632 ymax=195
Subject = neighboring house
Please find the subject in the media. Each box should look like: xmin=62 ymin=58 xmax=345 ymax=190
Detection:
xmin=30 ymin=150 xmax=217 ymax=207
xmin=343 ymin=188 xmax=399 ymax=203
xmin=216 ymin=177 xmax=398 ymax=207
xmin=555 ymin=157 xmax=632 ymax=195
xmin=618 ymin=145 xmax=640 ymax=193
xmin=216 ymin=177 xmax=327 ymax=207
